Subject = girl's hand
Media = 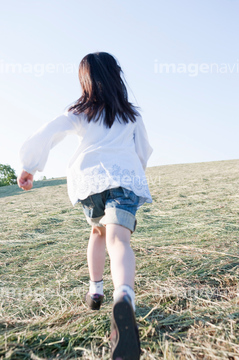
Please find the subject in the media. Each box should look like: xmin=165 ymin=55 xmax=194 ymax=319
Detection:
xmin=17 ymin=170 xmax=33 ymax=191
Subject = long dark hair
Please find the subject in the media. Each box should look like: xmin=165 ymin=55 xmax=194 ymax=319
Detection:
xmin=68 ymin=52 xmax=139 ymax=128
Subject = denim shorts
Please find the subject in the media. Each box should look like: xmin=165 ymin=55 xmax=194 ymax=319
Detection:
xmin=79 ymin=187 xmax=139 ymax=232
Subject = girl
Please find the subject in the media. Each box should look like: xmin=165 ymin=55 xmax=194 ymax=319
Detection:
xmin=17 ymin=52 xmax=153 ymax=360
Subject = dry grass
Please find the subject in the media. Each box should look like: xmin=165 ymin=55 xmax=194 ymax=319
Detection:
xmin=0 ymin=159 xmax=239 ymax=359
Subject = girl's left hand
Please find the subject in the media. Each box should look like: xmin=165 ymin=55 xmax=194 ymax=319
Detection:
xmin=17 ymin=170 xmax=33 ymax=191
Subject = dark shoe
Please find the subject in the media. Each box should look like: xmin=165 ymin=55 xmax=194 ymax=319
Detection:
xmin=111 ymin=294 xmax=141 ymax=360
xmin=85 ymin=292 xmax=104 ymax=310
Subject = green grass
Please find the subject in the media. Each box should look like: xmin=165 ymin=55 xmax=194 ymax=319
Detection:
xmin=0 ymin=159 xmax=239 ymax=359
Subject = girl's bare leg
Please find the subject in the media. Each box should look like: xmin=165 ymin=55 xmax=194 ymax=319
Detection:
xmin=106 ymin=224 xmax=139 ymax=360
xmin=87 ymin=226 xmax=106 ymax=282
xmin=105 ymin=224 xmax=135 ymax=289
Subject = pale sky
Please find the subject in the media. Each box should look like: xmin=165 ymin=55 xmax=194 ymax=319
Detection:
xmin=0 ymin=0 xmax=238 ymax=180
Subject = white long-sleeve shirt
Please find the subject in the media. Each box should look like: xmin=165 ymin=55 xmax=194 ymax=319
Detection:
xmin=20 ymin=111 xmax=153 ymax=206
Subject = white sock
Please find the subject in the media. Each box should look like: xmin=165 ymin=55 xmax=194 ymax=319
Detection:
xmin=113 ymin=285 xmax=135 ymax=311
xmin=89 ymin=280 xmax=104 ymax=296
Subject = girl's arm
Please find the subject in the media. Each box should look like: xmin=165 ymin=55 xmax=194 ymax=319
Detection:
xmin=18 ymin=113 xmax=77 ymax=190
xmin=134 ymin=116 xmax=153 ymax=170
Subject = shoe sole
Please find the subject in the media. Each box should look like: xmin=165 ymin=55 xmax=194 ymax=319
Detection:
xmin=112 ymin=297 xmax=140 ymax=360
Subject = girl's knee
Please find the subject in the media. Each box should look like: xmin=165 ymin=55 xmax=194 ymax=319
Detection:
xmin=92 ymin=225 xmax=106 ymax=237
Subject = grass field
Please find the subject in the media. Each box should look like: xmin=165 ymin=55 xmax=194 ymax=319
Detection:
xmin=0 ymin=159 xmax=239 ymax=359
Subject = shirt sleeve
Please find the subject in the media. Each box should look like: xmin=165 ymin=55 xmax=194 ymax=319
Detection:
xmin=19 ymin=114 xmax=77 ymax=175
xmin=134 ymin=116 xmax=153 ymax=171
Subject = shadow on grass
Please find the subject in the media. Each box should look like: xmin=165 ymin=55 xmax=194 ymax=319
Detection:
xmin=0 ymin=178 xmax=67 ymax=199
xmin=137 ymin=304 xmax=194 ymax=343
xmin=0 ymin=329 xmax=85 ymax=359
xmin=0 ymin=317 xmax=107 ymax=359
